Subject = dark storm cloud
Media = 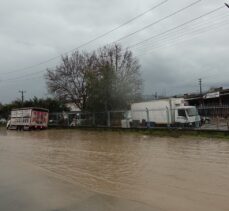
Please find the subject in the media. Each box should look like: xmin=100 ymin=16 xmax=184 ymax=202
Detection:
xmin=0 ymin=0 xmax=229 ymax=103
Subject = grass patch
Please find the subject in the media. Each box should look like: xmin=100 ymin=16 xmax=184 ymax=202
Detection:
xmin=48 ymin=126 xmax=229 ymax=140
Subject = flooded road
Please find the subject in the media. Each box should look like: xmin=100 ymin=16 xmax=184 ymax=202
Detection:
xmin=0 ymin=129 xmax=229 ymax=211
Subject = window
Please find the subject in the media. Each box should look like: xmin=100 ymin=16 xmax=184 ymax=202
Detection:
xmin=178 ymin=109 xmax=186 ymax=117
xmin=186 ymin=108 xmax=198 ymax=117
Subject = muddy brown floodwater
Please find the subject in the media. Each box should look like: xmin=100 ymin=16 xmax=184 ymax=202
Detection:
xmin=0 ymin=129 xmax=229 ymax=211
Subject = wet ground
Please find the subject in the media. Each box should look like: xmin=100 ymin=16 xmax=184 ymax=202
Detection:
xmin=0 ymin=129 xmax=229 ymax=211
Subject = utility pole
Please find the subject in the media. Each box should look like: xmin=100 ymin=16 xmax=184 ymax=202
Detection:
xmin=115 ymin=44 xmax=118 ymax=72
xmin=198 ymin=78 xmax=202 ymax=95
xmin=19 ymin=90 xmax=26 ymax=105
xmin=198 ymin=78 xmax=204 ymax=107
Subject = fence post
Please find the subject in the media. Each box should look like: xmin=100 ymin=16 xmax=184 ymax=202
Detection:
xmin=166 ymin=107 xmax=170 ymax=128
xmin=107 ymin=111 xmax=111 ymax=127
xmin=125 ymin=111 xmax=129 ymax=128
xmin=195 ymin=113 xmax=199 ymax=128
xmin=146 ymin=108 xmax=150 ymax=128
xmin=216 ymin=116 xmax=219 ymax=130
xmin=67 ymin=113 xmax=70 ymax=127
xmin=56 ymin=113 xmax=59 ymax=125
xmin=92 ymin=112 xmax=95 ymax=126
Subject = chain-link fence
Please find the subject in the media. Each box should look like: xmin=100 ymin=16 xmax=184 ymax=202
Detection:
xmin=48 ymin=106 xmax=229 ymax=130
xmin=48 ymin=108 xmax=201 ymax=129
xmin=48 ymin=111 xmax=127 ymax=128
xmin=198 ymin=106 xmax=229 ymax=130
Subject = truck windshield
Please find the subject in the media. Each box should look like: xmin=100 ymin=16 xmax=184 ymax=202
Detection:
xmin=186 ymin=108 xmax=198 ymax=117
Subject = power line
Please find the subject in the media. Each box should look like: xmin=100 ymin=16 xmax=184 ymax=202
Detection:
xmin=113 ymin=0 xmax=202 ymax=44
xmin=1 ymin=0 xmax=200 ymax=78
xmin=133 ymin=18 xmax=229 ymax=58
xmin=1 ymin=0 xmax=167 ymax=75
xmin=128 ymin=5 xmax=225 ymax=50
xmin=128 ymin=11 xmax=229 ymax=53
xmin=1 ymin=66 xmax=56 ymax=82
xmin=1 ymin=4 xmax=228 ymax=84
xmin=2 ymin=0 xmax=202 ymax=77
xmin=0 ymin=76 xmax=44 ymax=86
xmin=132 ymin=14 xmax=229 ymax=57
xmin=1 ymin=9 xmax=228 ymax=84
xmin=132 ymin=23 xmax=229 ymax=92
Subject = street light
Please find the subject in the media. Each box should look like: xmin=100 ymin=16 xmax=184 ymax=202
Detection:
xmin=225 ymin=3 xmax=229 ymax=9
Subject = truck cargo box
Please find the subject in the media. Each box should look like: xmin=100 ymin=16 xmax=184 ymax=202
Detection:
xmin=7 ymin=107 xmax=49 ymax=130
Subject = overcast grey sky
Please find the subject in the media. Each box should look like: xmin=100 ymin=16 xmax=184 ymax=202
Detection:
xmin=0 ymin=0 xmax=229 ymax=103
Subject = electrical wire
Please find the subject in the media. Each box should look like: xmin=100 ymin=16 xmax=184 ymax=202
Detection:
xmin=1 ymin=0 xmax=167 ymax=75
xmin=0 ymin=3 xmax=228 ymax=86
xmin=1 ymin=0 xmax=201 ymax=76
xmin=1 ymin=11 xmax=228 ymax=83
xmin=112 ymin=0 xmax=202 ymax=44
xmin=129 ymin=11 xmax=229 ymax=53
xmin=128 ymin=5 xmax=225 ymax=50
xmin=133 ymin=15 xmax=229 ymax=56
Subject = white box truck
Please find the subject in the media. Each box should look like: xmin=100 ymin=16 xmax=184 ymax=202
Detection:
xmin=7 ymin=107 xmax=49 ymax=130
xmin=126 ymin=98 xmax=200 ymax=128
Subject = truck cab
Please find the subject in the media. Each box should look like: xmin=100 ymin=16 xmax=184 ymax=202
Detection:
xmin=175 ymin=106 xmax=200 ymax=127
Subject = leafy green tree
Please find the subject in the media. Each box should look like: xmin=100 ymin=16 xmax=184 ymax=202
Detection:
xmin=0 ymin=97 xmax=69 ymax=119
xmin=86 ymin=44 xmax=143 ymax=111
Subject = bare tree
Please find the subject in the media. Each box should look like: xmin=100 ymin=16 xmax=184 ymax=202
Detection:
xmin=46 ymin=44 xmax=143 ymax=112
xmin=46 ymin=51 xmax=91 ymax=110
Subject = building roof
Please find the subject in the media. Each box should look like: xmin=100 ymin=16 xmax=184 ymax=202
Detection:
xmin=184 ymin=87 xmax=229 ymax=101
xmin=12 ymin=107 xmax=49 ymax=112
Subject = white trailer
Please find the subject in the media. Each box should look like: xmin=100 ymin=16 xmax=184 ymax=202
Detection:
xmin=7 ymin=107 xmax=49 ymax=130
xmin=129 ymin=98 xmax=200 ymax=127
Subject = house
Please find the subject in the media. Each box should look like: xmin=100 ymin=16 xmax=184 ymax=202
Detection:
xmin=65 ymin=103 xmax=81 ymax=112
